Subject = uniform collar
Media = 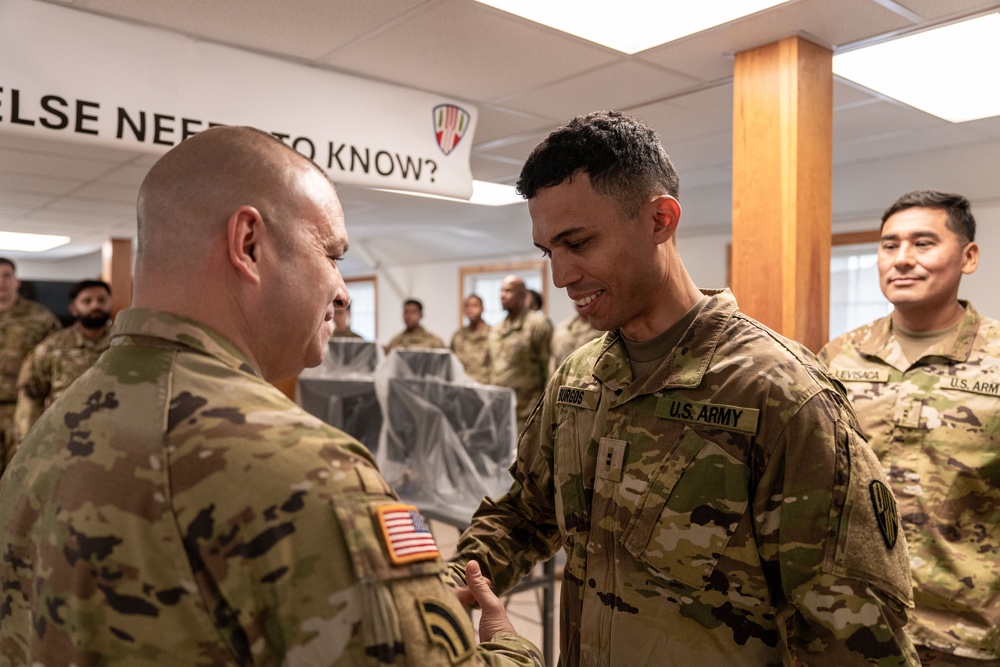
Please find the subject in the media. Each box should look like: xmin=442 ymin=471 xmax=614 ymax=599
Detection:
xmin=110 ymin=308 xmax=261 ymax=378
xmin=591 ymin=289 xmax=737 ymax=400
xmin=858 ymin=300 xmax=982 ymax=366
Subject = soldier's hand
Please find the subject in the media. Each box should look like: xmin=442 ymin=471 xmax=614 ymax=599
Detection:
xmin=453 ymin=562 xmax=494 ymax=609
xmin=465 ymin=560 xmax=516 ymax=640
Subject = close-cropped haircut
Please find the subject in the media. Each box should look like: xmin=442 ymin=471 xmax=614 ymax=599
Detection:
xmin=69 ymin=280 xmax=111 ymax=300
xmin=881 ymin=190 xmax=976 ymax=243
xmin=403 ymin=298 xmax=423 ymax=313
xmin=516 ymin=110 xmax=679 ymax=218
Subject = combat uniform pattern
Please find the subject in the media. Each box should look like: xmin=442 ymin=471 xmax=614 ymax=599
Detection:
xmin=550 ymin=315 xmax=602 ymax=374
xmin=488 ymin=311 xmax=552 ymax=428
xmin=452 ymin=290 xmax=918 ymax=667
xmin=0 ymin=309 xmax=543 ymax=667
xmin=386 ymin=326 xmax=447 ymax=351
xmin=820 ymin=302 xmax=1000 ymax=661
xmin=14 ymin=323 xmax=111 ymax=444
xmin=331 ymin=327 xmax=363 ymax=339
xmin=451 ymin=323 xmax=492 ymax=384
xmin=0 ymin=297 xmax=61 ymax=470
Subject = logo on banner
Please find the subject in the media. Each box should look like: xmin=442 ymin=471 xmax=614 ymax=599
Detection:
xmin=433 ymin=104 xmax=470 ymax=156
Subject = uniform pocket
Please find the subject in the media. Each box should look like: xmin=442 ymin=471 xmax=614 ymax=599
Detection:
xmin=621 ymin=427 xmax=749 ymax=589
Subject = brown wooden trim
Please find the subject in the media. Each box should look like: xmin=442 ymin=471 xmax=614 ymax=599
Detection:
xmin=832 ymin=230 xmax=880 ymax=246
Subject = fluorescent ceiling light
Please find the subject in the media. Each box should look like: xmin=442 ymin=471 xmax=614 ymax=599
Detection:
xmin=0 ymin=231 xmax=71 ymax=252
xmin=376 ymin=180 xmax=523 ymax=206
xmin=834 ymin=13 xmax=1000 ymax=123
xmin=475 ymin=0 xmax=788 ymax=54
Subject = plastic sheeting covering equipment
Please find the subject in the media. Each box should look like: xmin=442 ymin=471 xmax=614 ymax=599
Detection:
xmin=374 ymin=348 xmax=517 ymax=513
xmin=296 ymin=339 xmax=383 ymax=452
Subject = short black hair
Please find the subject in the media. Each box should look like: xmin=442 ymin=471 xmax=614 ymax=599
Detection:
xmin=516 ymin=110 xmax=679 ymax=218
xmin=69 ymin=279 xmax=111 ymax=301
xmin=881 ymin=190 xmax=976 ymax=243
xmin=0 ymin=257 xmax=16 ymax=272
xmin=465 ymin=294 xmax=483 ymax=306
xmin=403 ymin=298 xmax=423 ymax=313
xmin=527 ymin=289 xmax=543 ymax=310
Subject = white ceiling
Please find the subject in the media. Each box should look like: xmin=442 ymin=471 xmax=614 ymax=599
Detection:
xmin=3 ymin=0 xmax=1000 ymax=276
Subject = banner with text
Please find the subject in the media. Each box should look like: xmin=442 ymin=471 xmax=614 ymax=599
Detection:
xmin=0 ymin=0 xmax=477 ymax=198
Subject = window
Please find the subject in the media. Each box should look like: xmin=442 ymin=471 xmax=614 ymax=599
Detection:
xmin=459 ymin=260 xmax=547 ymax=326
xmin=829 ymin=232 xmax=891 ymax=340
xmin=345 ymin=276 xmax=378 ymax=340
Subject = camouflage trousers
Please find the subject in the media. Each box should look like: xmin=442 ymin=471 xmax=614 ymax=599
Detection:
xmin=0 ymin=402 xmax=14 ymax=475
xmin=918 ymin=646 xmax=1000 ymax=667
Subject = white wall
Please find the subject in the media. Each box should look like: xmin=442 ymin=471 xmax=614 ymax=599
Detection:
xmin=14 ymin=251 xmax=102 ymax=281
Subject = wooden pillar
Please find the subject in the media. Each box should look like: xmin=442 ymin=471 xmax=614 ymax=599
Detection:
xmin=731 ymin=36 xmax=833 ymax=352
xmin=101 ymin=237 xmax=133 ymax=318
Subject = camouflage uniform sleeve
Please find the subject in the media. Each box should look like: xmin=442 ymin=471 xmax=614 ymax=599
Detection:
xmin=185 ymin=434 xmax=541 ymax=666
xmin=756 ymin=388 xmax=918 ymax=666
xmin=449 ymin=395 xmax=563 ymax=593
xmin=13 ymin=348 xmax=48 ymax=445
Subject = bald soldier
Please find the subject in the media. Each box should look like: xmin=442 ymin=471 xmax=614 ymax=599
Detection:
xmin=450 ymin=111 xmax=917 ymax=666
xmin=0 ymin=127 xmax=542 ymax=667
xmin=488 ymin=276 xmax=552 ymax=428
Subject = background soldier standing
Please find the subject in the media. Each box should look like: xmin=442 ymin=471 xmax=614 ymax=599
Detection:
xmin=488 ymin=275 xmax=552 ymax=429
xmin=451 ymin=293 xmax=492 ymax=383
xmin=0 ymin=257 xmax=60 ymax=474
xmin=820 ymin=191 xmax=1000 ymax=666
xmin=385 ymin=298 xmax=447 ymax=351
xmin=14 ymin=279 xmax=113 ymax=444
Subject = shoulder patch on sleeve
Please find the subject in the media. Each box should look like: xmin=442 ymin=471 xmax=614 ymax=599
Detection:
xmin=417 ymin=596 xmax=475 ymax=664
xmin=869 ymin=480 xmax=899 ymax=549
xmin=376 ymin=504 xmax=441 ymax=565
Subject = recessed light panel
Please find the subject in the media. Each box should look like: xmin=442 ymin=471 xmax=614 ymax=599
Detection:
xmin=834 ymin=13 xmax=1000 ymax=123
xmin=475 ymin=0 xmax=788 ymax=54
xmin=0 ymin=232 xmax=71 ymax=252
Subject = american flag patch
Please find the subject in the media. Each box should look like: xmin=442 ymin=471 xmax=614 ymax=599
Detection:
xmin=376 ymin=504 xmax=441 ymax=565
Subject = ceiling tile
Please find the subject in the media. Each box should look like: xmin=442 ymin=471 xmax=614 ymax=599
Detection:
xmin=834 ymin=99 xmax=940 ymax=141
xmin=46 ymin=0 xmax=431 ymax=62
xmin=320 ymin=0 xmax=617 ymax=102
xmin=499 ymin=61 xmax=700 ymax=120
xmin=834 ymin=122 xmax=984 ymax=164
xmin=473 ymin=105 xmax=557 ymax=146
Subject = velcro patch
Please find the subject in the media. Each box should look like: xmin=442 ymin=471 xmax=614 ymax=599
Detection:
xmin=556 ymin=385 xmax=599 ymax=409
xmin=943 ymin=376 xmax=1000 ymax=396
xmin=418 ymin=597 xmax=474 ymax=664
xmin=655 ymin=397 xmax=759 ymax=434
xmin=830 ymin=368 xmax=891 ymax=383
xmin=376 ymin=504 xmax=440 ymax=565
xmin=869 ymin=480 xmax=899 ymax=549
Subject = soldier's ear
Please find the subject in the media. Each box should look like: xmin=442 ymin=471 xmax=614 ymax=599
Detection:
xmin=227 ymin=206 xmax=264 ymax=285
xmin=651 ymin=195 xmax=681 ymax=244
xmin=961 ymin=241 xmax=979 ymax=276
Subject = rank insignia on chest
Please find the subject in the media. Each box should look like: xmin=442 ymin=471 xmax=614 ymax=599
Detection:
xmin=376 ymin=504 xmax=440 ymax=565
xmin=869 ymin=480 xmax=899 ymax=549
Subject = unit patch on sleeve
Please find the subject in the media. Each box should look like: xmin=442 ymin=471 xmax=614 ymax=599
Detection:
xmin=417 ymin=597 xmax=474 ymax=664
xmin=869 ymin=480 xmax=899 ymax=549
xmin=655 ymin=397 xmax=759 ymax=434
xmin=376 ymin=504 xmax=441 ymax=565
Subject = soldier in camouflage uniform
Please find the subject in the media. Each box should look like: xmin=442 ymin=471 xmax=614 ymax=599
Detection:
xmin=331 ymin=302 xmax=363 ymax=338
xmin=385 ymin=298 xmax=447 ymax=352
xmin=488 ymin=276 xmax=552 ymax=429
xmin=450 ymin=111 xmax=918 ymax=666
xmin=0 ymin=257 xmax=61 ymax=474
xmin=14 ymin=279 xmax=113 ymax=445
xmin=820 ymin=191 xmax=1000 ymax=666
xmin=451 ymin=294 xmax=492 ymax=384
xmin=549 ymin=311 xmax=602 ymax=374
xmin=0 ymin=126 xmax=542 ymax=667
